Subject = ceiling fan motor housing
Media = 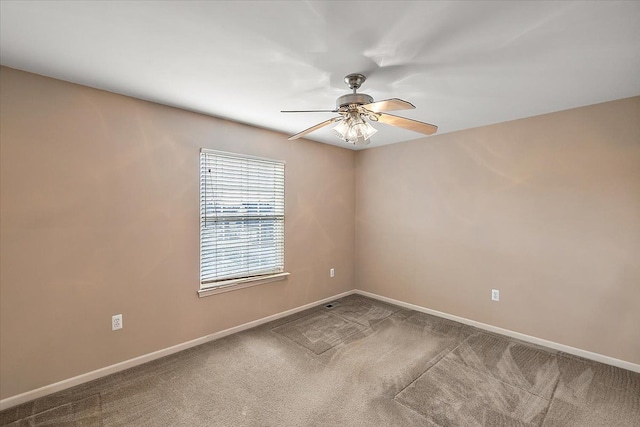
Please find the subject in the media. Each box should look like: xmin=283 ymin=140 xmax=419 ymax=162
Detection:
xmin=336 ymin=93 xmax=374 ymax=109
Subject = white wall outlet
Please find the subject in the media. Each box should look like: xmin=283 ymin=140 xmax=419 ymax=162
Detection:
xmin=112 ymin=314 xmax=123 ymax=331
xmin=491 ymin=289 xmax=500 ymax=302
xmin=330 ymin=268 xmax=335 ymax=278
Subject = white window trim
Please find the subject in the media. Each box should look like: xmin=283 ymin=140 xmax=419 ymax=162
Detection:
xmin=198 ymin=272 xmax=290 ymax=298
xmin=198 ymin=149 xmax=288 ymax=297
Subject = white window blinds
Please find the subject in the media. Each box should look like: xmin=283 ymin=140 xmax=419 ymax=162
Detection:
xmin=200 ymin=149 xmax=285 ymax=287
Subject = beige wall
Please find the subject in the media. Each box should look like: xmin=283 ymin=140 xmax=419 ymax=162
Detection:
xmin=355 ymin=96 xmax=640 ymax=364
xmin=2 ymin=66 xmax=638 ymax=402
xmin=0 ymin=67 xmax=355 ymax=399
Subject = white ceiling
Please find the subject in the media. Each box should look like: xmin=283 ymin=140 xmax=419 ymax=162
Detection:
xmin=1 ymin=1 xmax=639 ymax=150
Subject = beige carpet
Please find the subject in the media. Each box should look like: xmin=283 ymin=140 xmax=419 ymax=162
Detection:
xmin=1 ymin=294 xmax=639 ymax=426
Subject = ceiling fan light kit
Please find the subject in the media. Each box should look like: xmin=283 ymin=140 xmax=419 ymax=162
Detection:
xmin=332 ymin=113 xmax=377 ymax=145
xmin=283 ymin=73 xmax=438 ymax=147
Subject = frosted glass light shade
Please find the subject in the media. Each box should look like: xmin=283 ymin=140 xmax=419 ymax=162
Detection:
xmin=332 ymin=119 xmax=350 ymax=140
xmin=332 ymin=114 xmax=377 ymax=145
xmin=350 ymin=120 xmax=377 ymax=140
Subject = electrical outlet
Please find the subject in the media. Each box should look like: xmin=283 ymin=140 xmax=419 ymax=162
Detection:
xmin=491 ymin=289 xmax=500 ymax=302
xmin=112 ymin=314 xmax=123 ymax=331
xmin=330 ymin=268 xmax=335 ymax=278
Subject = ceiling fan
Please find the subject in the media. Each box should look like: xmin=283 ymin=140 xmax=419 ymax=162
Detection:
xmin=282 ymin=73 xmax=437 ymax=146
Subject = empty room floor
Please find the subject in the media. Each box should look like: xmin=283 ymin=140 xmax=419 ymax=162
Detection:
xmin=1 ymin=294 xmax=639 ymax=426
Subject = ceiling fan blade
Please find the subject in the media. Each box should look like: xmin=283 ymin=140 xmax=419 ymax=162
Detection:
xmin=376 ymin=113 xmax=438 ymax=135
xmin=361 ymin=98 xmax=415 ymax=113
xmin=288 ymin=117 xmax=342 ymax=140
xmin=281 ymin=110 xmax=338 ymax=113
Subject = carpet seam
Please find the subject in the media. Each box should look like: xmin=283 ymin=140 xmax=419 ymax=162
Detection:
xmin=314 ymin=325 xmax=373 ymax=356
xmin=449 ymin=329 xmax=565 ymax=400
xmin=330 ymin=310 xmax=397 ymax=329
xmin=538 ymin=373 xmax=562 ymax=427
xmin=392 ymin=330 xmax=554 ymax=425
xmin=441 ymin=352 xmax=553 ymax=424
xmin=271 ymin=297 xmax=400 ymax=356
xmin=392 ymin=397 xmax=447 ymax=427
xmin=271 ymin=311 xmax=371 ymax=356
xmin=327 ymin=295 xmax=403 ymax=328
xmin=393 ymin=331 xmax=473 ymax=400
xmin=265 ymin=306 xmax=324 ymax=331
xmin=443 ymin=341 xmax=558 ymax=401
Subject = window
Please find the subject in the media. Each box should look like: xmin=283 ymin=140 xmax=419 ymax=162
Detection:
xmin=199 ymin=149 xmax=286 ymax=295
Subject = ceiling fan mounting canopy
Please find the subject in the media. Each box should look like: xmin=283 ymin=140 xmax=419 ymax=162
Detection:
xmin=282 ymin=72 xmax=438 ymax=145
xmin=344 ymin=73 xmax=366 ymax=90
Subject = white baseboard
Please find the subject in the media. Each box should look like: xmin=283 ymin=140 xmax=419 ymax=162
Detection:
xmin=355 ymin=289 xmax=640 ymax=374
xmin=4 ymin=287 xmax=637 ymax=411
xmin=0 ymin=289 xmax=356 ymax=411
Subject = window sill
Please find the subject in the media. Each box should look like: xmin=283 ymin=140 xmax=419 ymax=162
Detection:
xmin=198 ymin=272 xmax=290 ymax=298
